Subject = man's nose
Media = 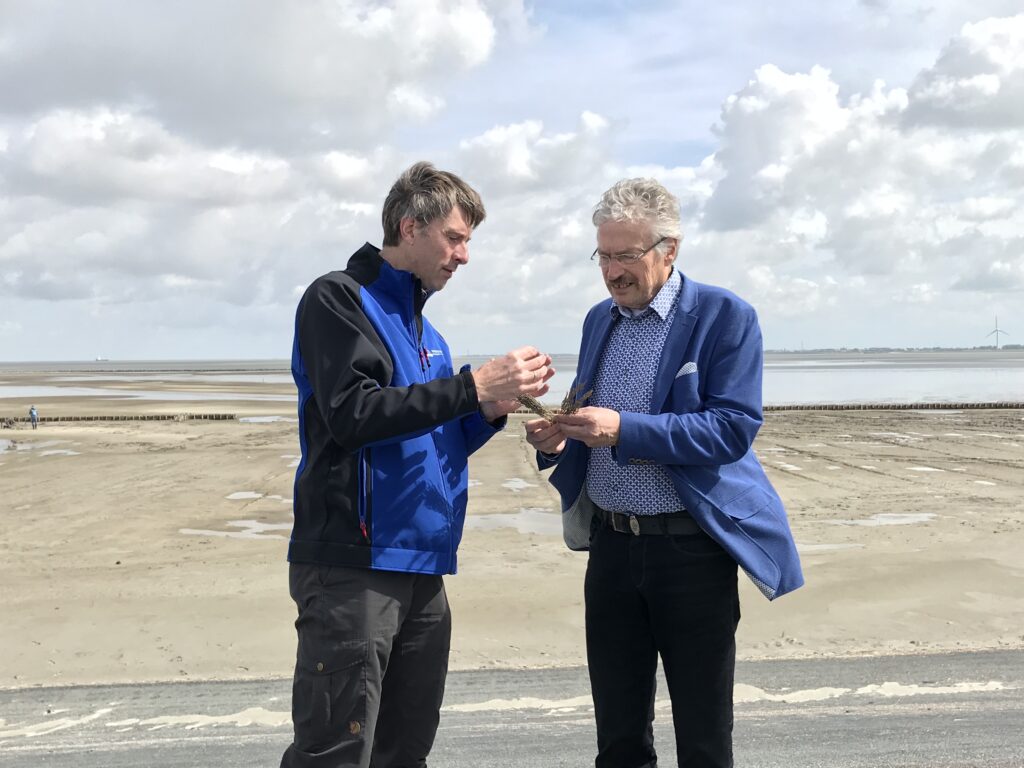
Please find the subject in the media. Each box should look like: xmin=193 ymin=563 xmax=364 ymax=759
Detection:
xmin=453 ymin=243 xmax=469 ymax=265
xmin=603 ymin=259 xmax=624 ymax=279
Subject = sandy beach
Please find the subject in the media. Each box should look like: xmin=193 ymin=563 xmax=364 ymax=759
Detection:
xmin=1 ymin=373 xmax=1022 ymax=689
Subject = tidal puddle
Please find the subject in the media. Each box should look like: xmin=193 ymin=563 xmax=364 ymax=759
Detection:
xmin=180 ymin=520 xmax=291 ymax=540
xmin=56 ymin=373 xmax=293 ymax=384
xmin=502 ymin=478 xmax=538 ymax=492
xmin=0 ymin=440 xmax=67 ymax=453
xmin=829 ymin=513 xmax=937 ymax=527
xmin=464 ymin=507 xmax=560 ymax=536
xmin=797 ymin=542 xmax=864 ymax=553
xmin=0 ymin=385 xmax=294 ymax=402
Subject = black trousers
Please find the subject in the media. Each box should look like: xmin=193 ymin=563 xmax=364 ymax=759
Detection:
xmin=585 ymin=523 xmax=740 ymax=768
xmin=281 ymin=563 xmax=451 ymax=768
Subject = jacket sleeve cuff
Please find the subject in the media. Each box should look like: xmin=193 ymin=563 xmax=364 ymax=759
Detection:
xmin=537 ymin=451 xmax=561 ymax=469
xmin=459 ymin=368 xmax=481 ymax=409
xmin=612 ymin=411 xmax=640 ymax=465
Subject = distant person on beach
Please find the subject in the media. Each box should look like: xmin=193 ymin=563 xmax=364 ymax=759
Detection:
xmin=525 ymin=177 xmax=804 ymax=768
xmin=281 ymin=162 xmax=554 ymax=768
xmin=28 ymin=405 xmax=38 ymax=430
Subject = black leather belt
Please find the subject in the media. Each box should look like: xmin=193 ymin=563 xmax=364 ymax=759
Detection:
xmin=596 ymin=506 xmax=701 ymax=536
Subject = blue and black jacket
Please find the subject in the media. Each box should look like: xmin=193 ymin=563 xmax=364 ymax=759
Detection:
xmin=289 ymin=243 xmax=502 ymax=575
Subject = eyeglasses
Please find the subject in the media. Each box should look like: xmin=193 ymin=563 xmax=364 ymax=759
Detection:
xmin=591 ymin=236 xmax=668 ymax=266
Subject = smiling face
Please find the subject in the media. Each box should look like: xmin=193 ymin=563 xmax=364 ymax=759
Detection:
xmin=596 ymin=219 xmax=676 ymax=309
xmin=401 ymin=206 xmax=472 ymax=292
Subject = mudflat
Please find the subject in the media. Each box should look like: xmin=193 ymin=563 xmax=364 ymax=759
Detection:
xmin=1 ymin=383 xmax=1022 ymax=689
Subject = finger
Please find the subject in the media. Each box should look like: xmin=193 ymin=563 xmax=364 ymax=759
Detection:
xmin=522 ymin=354 xmax=549 ymax=372
xmin=556 ymin=423 xmax=585 ymax=439
xmin=524 ymin=417 xmax=552 ymax=430
xmin=509 ymin=346 xmax=540 ymax=361
xmin=520 ymin=366 xmax=550 ymax=388
xmin=527 ymin=427 xmax=558 ymax=448
xmin=539 ymin=437 xmax=565 ymax=453
xmin=534 ymin=423 xmax=561 ymax=441
xmin=526 ymin=422 xmax=556 ymax=442
xmin=531 ymin=365 xmax=548 ymax=381
xmin=553 ymin=413 xmax=586 ymax=426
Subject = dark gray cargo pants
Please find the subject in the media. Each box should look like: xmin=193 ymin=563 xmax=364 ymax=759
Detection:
xmin=280 ymin=563 xmax=452 ymax=768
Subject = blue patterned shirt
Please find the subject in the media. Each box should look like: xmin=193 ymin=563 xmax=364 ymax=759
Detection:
xmin=585 ymin=269 xmax=685 ymax=515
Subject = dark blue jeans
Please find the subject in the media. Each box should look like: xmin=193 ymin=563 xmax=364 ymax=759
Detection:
xmin=585 ymin=524 xmax=740 ymax=768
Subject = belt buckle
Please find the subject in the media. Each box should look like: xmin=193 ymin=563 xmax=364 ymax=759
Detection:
xmin=628 ymin=515 xmax=640 ymax=536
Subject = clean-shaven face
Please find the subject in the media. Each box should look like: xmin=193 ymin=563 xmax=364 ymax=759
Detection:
xmin=409 ymin=207 xmax=472 ymax=292
xmin=596 ymin=220 xmax=675 ymax=309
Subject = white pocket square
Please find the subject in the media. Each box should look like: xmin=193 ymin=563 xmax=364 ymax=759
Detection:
xmin=675 ymin=361 xmax=698 ymax=378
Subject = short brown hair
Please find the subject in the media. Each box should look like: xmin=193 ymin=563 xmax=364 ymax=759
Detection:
xmin=381 ymin=161 xmax=486 ymax=247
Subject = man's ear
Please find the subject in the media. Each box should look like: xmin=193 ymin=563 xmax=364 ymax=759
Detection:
xmin=399 ymin=216 xmax=418 ymax=243
xmin=664 ymin=237 xmax=679 ymax=265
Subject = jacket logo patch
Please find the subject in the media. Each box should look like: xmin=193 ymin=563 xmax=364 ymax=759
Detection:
xmin=675 ymin=361 xmax=698 ymax=378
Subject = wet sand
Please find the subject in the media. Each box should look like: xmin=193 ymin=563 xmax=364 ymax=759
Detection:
xmin=1 ymin=377 xmax=1022 ymax=689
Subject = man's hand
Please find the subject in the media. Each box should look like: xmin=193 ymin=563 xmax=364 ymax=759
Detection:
xmin=524 ymin=417 xmax=566 ymax=455
xmin=480 ymin=399 xmax=520 ymax=423
xmin=554 ymin=407 xmax=620 ymax=448
xmin=473 ymin=346 xmax=554 ymax=403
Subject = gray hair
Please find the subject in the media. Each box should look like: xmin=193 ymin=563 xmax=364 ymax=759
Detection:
xmin=381 ymin=161 xmax=486 ymax=247
xmin=592 ymin=177 xmax=682 ymax=251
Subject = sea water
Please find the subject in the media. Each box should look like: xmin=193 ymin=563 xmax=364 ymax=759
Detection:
xmin=2 ymin=350 xmax=1023 ymax=405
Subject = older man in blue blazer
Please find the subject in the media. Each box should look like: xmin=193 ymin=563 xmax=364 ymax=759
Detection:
xmin=526 ymin=178 xmax=803 ymax=768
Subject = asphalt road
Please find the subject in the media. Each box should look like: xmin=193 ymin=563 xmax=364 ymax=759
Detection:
xmin=1 ymin=650 xmax=1021 ymax=767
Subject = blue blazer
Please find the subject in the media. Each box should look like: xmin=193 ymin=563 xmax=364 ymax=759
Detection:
xmin=543 ymin=273 xmax=804 ymax=600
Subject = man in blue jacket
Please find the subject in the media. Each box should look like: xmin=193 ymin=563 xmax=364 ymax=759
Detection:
xmin=282 ymin=162 xmax=553 ymax=768
xmin=526 ymin=177 xmax=803 ymax=768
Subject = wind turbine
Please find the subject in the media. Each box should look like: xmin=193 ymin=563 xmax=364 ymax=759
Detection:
xmin=987 ymin=316 xmax=1009 ymax=349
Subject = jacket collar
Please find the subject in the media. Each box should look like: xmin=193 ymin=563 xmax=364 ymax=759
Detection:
xmin=650 ymin=273 xmax=699 ymax=408
xmin=346 ymin=242 xmax=427 ymax=314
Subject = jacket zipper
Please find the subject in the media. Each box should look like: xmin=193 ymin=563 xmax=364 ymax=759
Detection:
xmin=412 ymin=282 xmax=430 ymax=376
xmin=411 ymin=283 xmax=452 ymax=566
xmin=359 ymin=447 xmax=372 ymax=542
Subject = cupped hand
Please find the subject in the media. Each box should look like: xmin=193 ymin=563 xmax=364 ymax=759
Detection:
xmin=524 ymin=417 xmax=567 ymax=455
xmin=472 ymin=346 xmax=555 ymax=403
xmin=553 ymin=407 xmax=620 ymax=448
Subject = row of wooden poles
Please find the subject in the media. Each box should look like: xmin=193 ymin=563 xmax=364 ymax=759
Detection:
xmin=3 ymin=402 xmax=1024 ymax=424
xmin=4 ymin=414 xmax=238 ymax=423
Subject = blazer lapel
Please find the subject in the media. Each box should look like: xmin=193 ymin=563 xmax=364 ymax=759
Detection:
xmin=576 ymin=308 xmax=616 ymax=394
xmin=651 ymin=276 xmax=699 ymax=411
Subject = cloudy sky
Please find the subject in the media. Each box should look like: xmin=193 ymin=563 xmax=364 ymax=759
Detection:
xmin=2 ymin=0 xmax=1023 ymax=360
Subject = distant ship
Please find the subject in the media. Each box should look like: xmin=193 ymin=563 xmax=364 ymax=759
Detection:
xmin=95 ymin=356 xmax=110 ymax=361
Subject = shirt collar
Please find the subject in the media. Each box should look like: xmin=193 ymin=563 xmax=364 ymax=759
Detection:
xmin=609 ymin=268 xmax=682 ymax=320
